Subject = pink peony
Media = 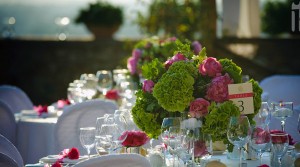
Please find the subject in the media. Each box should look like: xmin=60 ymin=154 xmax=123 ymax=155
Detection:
xmin=189 ymin=98 xmax=210 ymax=118
xmin=199 ymin=57 xmax=222 ymax=77
xmin=164 ymin=53 xmax=187 ymax=69
xmin=142 ymin=80 xmax=155 ymax=93
xmin=206 ymin=73 xmax=233 ymax=102
xmin=121 ymin=130 xmax=149 ymax=147
xmin=51 ymin=161 xmax=62 ymax=167
xmin=192 ymin=41 xmax=202 ymax=55
xmin=132 ymin=49 xmax=142 ymax=59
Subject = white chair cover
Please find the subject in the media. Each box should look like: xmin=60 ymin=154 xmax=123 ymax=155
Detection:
xmin=54 ymin=99 xmax=118 ymax=154
xmin=73 ymin=153 xmax=151 ymax=167
xmin=0 ymin=100 xmax=17 ymax=145
xmin=260 ymin=75 xmax=300 ymax=142
xmin=0 ymin=153 xmax=18 ymax=167
xmin=0 ymin=134 xmax=23 ymax=167
xmin=0 ymin=85 xmax=34 ymax=114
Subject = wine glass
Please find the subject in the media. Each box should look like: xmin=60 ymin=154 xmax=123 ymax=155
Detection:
xmin=96 ymin=70 xmax=113 ymax=96
xmin=271 ymin=102 xmax=293 ymax=132
xmin=168 ymin=126 xmax=181 ymax=166
xmin=79 ymin=127 xmax=96 ymax=158
xmin=254 ymin=102 xmax=271 ymax=127
xmin=161 ymin=117 xmax=181 ymax=166
xmin=80 ymin=73 xmax=98 ymax=100
xmin=249 ymin=125 xmax=271 ymax=165
xmin=95 ymin=114 xmax=112 ymax=136
xmin=227 ymin=115 xmax=251 ymax=167
xmin=270 ymin=132 xmax=289 ymax=167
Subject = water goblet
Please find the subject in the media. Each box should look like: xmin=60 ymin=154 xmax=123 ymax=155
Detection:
xmin=271 ymin=102 xmax=293 ymax=132
xmin=227 ymin=115 xmax=251 ymax=167
xmin=254 ymin=102 xmax=271 ymax=126
xmin=96 ymin=70 xmax=113 ymax=96
xmin=161 ymin=117 xmax=181 ymax=166
xmin=79 ymin=127 xmax=96 ymax=158
xmin=80 ymin=73 xmax=98 ymax=99
xmin=270 ymin=132 xmax=289 ymax=167
xmin=249 ymin=125 xmax=271 ymax=165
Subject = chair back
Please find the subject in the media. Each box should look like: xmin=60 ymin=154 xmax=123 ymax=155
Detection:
xmin=0 ymin=134 xmax=23 ymax=167
xmin=259 ymin=75 xmax=300 ymax=105
xmin=0 ymin=85 xmax=34 ymax=114
xmin=54 ymin=99 xmax=118 ymax=154
xmin=0 ymin=100 xmax=16 ymax=145
xmin=73 ymin=153 xmax=151 ymax=167
xmin=260 ymin=75 xmax=300 ymax=142
xmin=0 ymin=153 xmax=18 ymax=167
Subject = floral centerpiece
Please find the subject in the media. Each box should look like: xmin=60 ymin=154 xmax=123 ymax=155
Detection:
xmin=127 ymin=36 xmax=201 ymax=82
xmin=131 ymin=39 xmax=263 ymax=152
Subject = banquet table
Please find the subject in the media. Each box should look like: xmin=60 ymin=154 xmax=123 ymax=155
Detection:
xmin=15 ymin=113 xmax=58 ymax=164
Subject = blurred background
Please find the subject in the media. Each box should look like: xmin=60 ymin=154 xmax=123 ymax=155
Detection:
xmin=0 ymin=0 xmax=299 ymax=105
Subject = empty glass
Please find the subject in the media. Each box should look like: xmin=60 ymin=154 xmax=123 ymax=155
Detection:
xmin=227 ymin=115 xmax=251 ymax=167
xmin=271 ymin=133 xmax=289 ymax=167
xmin=96 ymin=70 xmax=113 ymax=96
xmin=80 ymin=73 xmax=98 ymax=100
xmin=79 ymin=127 xmax=96 ymax=158
xmin=254 ymin=102 xmax=271 ymax=127
xmin=271 ymin=102 xmax=293 ymax=132
xmin=249 ymin=125 xmax=271 ymax=165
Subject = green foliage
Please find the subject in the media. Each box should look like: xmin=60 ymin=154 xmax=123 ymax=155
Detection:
xmin=247 ymin=79 xmax=263 ymax=125
xmin=153 ymin=61 xmax=197 ymax=112
xmin=219 ymin=58 xmax=242 ymax=83
xmin=136 ymin=0 xmax=202 ymax=39
xmin=75 ymin=1 xmax=123 ymax=26
xmin=201 ymin=101 xmax=241 ymax=152
xmin=141 ymin=59 xmax=166 ymax=82
xmin=261 ymin=0 xmax=291 ymax=35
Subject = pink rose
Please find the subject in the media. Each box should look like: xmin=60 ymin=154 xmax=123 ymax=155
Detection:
xmin=57 ymin=99 xmax=70 ymax=109
xmin=192 ymin=41 xmax=202 ymax=55
xmin=121 ymin=130 xmax=149 ymax=147
xmin=142 ymin=80 xmax=155 ymax=93
xmin=206 ymin=73 xmax=233 ymax=102
xmin=189 ymin=98 xmax=210 ymax=118
xmin=51 ymin=161 xmax=62 ymax=167
xmin=164 ymin=53 xmax=187 ymax=69
xmin=258 ymin=165 xmax=269 ymax=167
xmin=199 ymin=57 xmax=222 ymax=77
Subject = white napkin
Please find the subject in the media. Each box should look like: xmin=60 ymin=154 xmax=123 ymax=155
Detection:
xmin=39 ymin=155 xmax=87 ymax=164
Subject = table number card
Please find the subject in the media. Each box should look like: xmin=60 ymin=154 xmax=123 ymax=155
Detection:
xmin=228 ymin=83 xmax=254 ymax=115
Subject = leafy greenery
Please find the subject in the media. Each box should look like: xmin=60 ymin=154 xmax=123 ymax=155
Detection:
xmin=219 ymin=59 xmax=242 ymax=83
xmin=75 ymin=1 xmax=123 ymax=26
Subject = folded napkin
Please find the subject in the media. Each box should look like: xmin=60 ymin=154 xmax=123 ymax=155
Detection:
xmin=39 ymin=155 xmax=87 ymax=164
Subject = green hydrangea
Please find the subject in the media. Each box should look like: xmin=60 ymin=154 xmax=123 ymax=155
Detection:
xmin=247 ymin=79 xmax=263 ymax=125
xmin=201 ymin=101 xmax=240 ymax=152
xmin=141 ymin=59 xmax=166 ymax=82
xmin=219 ymin=58 xmax=242 ymax=83
xmin=153 ymin=61 xmax=197 ymax=112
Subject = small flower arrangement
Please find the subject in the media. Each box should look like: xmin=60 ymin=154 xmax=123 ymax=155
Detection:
xmin=120 ymin=130 xmax=149 ymax=147
xmin=105 ymin=89 xmax=120 ymax=100
xmin=33 ymin=105 xmax=48 ymax=116
xmin=131 ymin=39 xmax=263 ymax=152
xmin=127 ymin=36 xmax=201 ymax=81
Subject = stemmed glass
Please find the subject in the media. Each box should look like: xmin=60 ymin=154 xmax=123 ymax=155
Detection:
xmin=161 ymin=117 xmax=181 ymax=166
xmin=227 ymin=115 xmax=251 ymax=167
xmin=270 ymin=132 xmax=289 ymax=167
xmin=168 ymin=126 xmax=181 ymax=167
xmin=249 ymin=125 xmax=271 ymax=165
xmin=271 ymin=102 xmax=293 ymax=132
xmin=254 ymin=102 xmax=271 ymax=127
xmin=79 ymin=127 xmax=96 ymax=158
xmin=96 ymin=70 xmax=113 ymax=96
xmin=80 ymin=73 xmax=98 ymax=100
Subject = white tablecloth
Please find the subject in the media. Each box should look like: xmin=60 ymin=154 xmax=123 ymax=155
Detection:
xmin=16 ymin=115 xmax=58 ymax=164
